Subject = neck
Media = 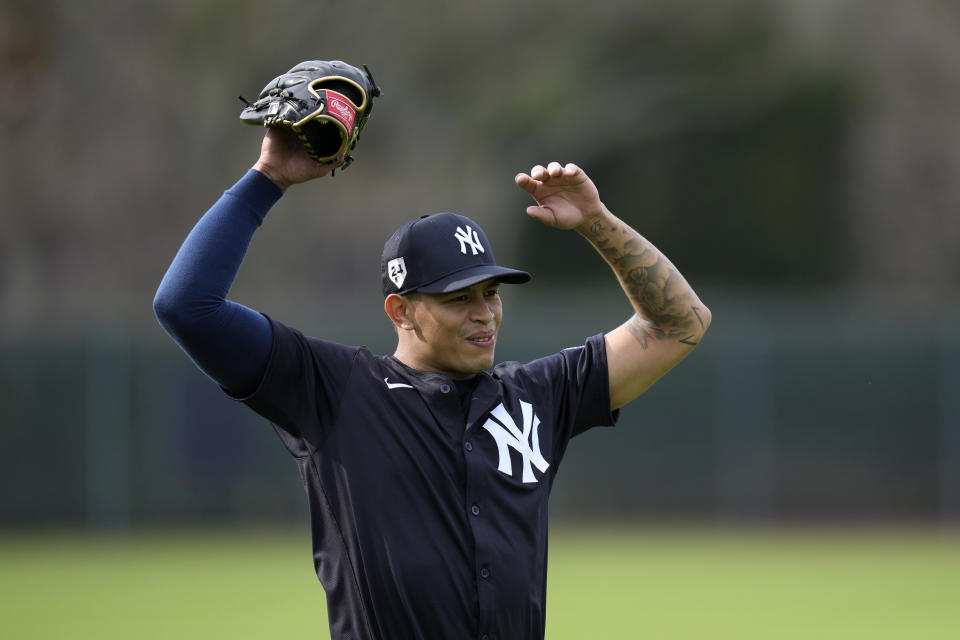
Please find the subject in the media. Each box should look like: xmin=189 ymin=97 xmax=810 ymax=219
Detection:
xmin=391 ymin=349 xmax=477 ymax=381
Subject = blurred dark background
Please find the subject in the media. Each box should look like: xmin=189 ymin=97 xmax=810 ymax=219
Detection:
xmin=1 ymin=0 xmax=958 ymax=530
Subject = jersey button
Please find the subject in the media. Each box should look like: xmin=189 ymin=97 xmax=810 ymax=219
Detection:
xmin=464 ymin=441 xmax=473 ymax=452
xmin=440 ymin=383 xmax=451 ymax=394
xmin=480 ymin=566 xmax=490 ymax=579
xmin=471 ymin=504 xmax=480 ymax=517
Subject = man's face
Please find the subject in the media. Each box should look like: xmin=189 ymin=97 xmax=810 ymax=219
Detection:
xmin=404 ymin=279 xmax=502 ymax=379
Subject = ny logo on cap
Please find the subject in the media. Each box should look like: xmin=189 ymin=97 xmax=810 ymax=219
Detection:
xmin=454 ymin=225 xmax=485 ymax=256
xmin=387 ymin=257 xmax=407 ymax=289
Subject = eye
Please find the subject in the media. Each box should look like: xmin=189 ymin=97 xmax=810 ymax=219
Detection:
xmin=485 ymin=288 xmax=500 ymax=297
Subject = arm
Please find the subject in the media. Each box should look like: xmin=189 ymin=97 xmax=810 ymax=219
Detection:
xmin=152 ymin=169 xmax=275 ymax=396
xmin=153 ymin=129 xmax=341 ymax=396
xmin=515 ymin=162 xmax=712 ymax=410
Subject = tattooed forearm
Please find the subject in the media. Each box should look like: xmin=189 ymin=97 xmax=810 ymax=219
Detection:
xmin=583 ymin=211 xmax=709 ymax=348
xmin=626 ymin=312 xmax=701 ymax=350
xmin=625 ymin=315 xmax=662 ymax=350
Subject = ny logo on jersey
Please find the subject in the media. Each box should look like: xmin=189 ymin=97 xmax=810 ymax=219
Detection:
xmin=481 ymin=401 xmax=549 ymax=483
xmin=454 ymin=225 xmax=485 ymax=256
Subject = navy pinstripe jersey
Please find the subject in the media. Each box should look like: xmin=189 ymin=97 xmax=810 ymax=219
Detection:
xmin=240 ymin=316 xmax=618 ymax=640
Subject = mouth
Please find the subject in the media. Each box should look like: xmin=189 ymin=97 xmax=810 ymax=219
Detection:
xmin=465 ymin=332 xmax=496 ymax=348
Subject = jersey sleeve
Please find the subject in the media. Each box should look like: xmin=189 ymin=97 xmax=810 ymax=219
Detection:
xmin=233 ymin=316 xmax=361 ymax=446
xmin=503 ymin=333 xmax=619 ymax=463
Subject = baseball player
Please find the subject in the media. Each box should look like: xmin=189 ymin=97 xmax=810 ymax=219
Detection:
xmin=154 ymin=64 xmax=710 ymax=640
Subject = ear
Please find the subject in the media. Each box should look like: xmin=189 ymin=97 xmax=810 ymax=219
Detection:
xmin=384 ymin=293 xmax=416 ymax=330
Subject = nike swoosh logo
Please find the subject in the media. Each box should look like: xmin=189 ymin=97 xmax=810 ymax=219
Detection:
xmin=384 ymin=377 xmax=414 ymax=390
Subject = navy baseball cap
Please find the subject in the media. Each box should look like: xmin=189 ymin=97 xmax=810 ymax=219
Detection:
xmin=381 ymin=213 xmax=531 ymax=296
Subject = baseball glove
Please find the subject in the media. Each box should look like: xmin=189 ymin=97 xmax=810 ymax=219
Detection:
xmin=239 ymin=60 xmax=382 ymax=171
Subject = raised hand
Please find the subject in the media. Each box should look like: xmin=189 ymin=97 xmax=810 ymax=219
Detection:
xmin=252 ymin=127 xmax=343 ymax=191
xmin=514 ymin=162 xmax=605 ymax=231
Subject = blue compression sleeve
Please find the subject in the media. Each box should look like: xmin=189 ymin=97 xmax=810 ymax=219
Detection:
xmin=153 ymin=170 xmax=282 ymax=397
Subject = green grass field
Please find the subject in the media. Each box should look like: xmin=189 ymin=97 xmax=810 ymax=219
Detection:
xmin=2 ymin=526 xmax=958 ymax=639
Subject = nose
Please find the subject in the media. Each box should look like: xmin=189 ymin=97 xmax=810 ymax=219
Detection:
xmin=469 ymin=295 xmax=495 ymax=323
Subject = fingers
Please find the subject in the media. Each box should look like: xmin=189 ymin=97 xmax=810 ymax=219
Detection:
xmin=524 ymin=204 xmax=555 ymax=226
xmin=515 ymin=161 xmax=585 ymax=204
xmin=514 ymin=172 xmax=536 ymax=195
xmin=519 ymin=162 xmax=581 ymax=183
xmin=547 ymin=161 xmax=565 ymax=178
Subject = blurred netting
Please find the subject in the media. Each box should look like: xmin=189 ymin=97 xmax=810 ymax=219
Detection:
xmin=2 ymin=289 xmax=957 ymax=530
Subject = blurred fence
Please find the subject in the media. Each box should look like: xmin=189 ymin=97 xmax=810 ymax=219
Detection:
xmin=1 ymin=287 xmax=957 ymax=530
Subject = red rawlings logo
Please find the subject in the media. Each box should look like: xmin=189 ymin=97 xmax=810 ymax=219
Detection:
xmin=325 ymin=90 xmax=356 ymax=130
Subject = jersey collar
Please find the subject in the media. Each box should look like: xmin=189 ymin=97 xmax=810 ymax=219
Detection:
xmin=382 ymin=356 xmax=502 ymax=431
